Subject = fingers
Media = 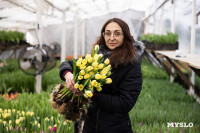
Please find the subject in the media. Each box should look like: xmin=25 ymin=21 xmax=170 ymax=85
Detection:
xmin=64 ymin=72 xmax=83 ymax=96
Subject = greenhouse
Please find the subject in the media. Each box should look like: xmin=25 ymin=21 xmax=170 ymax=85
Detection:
xmin=0 ymin=0 xmax=200 ymax=132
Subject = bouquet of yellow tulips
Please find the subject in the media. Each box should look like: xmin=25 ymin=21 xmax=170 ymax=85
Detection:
xmin=50 ymin=45 xmax=112 ymax=121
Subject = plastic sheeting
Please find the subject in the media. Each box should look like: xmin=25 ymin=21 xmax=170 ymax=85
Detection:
xmin=144 ymin=0 xmax=200 ymax=55
xmin=26 ymin=9 xmax=144 ymax=57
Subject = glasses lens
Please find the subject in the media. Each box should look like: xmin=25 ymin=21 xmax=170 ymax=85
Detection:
xmin=103 ymin=32 xmax=123 ymax=38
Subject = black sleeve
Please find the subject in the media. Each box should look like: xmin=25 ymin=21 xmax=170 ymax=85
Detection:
xmin=96 ymin=62 xmax=143 ymax=114
xmin=59 ymin=60 xmax=74 ymax=81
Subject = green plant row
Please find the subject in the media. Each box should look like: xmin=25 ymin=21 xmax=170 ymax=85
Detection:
xmin=141 ymin=59 xmax=169 ymax=80
xmin=0 ymin=92 xmax=74 ymax=132
xmin=140 ymin=32 xmax=178 ymax=45
xmin=130 ymin=78 xmax=200 ymax=133
xmin=0 ymin=79 xmax=199 ymax=132
xmin=0 ymin=60 xmax=62 ymax=93
xmin=0 ymin=31 xmax=24 ymax=44
xmin=0 ymin=60 xmax=19 ymax=74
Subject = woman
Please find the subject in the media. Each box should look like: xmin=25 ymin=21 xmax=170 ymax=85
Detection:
xmin=59 ymin=18 xmax=144 ymax=133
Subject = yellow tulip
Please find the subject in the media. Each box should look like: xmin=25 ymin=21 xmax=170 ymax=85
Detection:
xmin=30 ymin=112 xmax=34 ymax=116
xmin=89 ymin=71 xmax=94 ymax=76
xmin=93 ymin=54 xmax=99 ymax=61
xmin=80 ymin=70 xmax=85 ymax=75
xmin=9 ymin=120 xmax=12 ymax=124
xmin=82 ymin=59 xmax=87 ymax=65
xmin=87 ymin=57 xmax=93 ymax=63
xmin=97 ymin=83 xmax=101 ymax=88
xmin=74 ymin=83 xmax=79 ymax=89
xmin=15 ymin=119 xmax=20 ymax=125
xmin=95 ymin=45 xmax=99 ymax=51
xmin=106 ymin=78 xmax=112 ymax=84
xmin=79 ymin=84 xmax=84 ymax=91
xmin=92 ymin=62 xmax=98 ymax=67
xmin=95 ymin=74 xmax=102 ymax=80
xmin=34 ymin=120 xmax=38 ymax=125
xmin=89 ymin=84 xmax=94 ymax=90
xmin=38 ymin=123 xmax=40 ymax=128
xmin=80 ymin=65 xmax=86 ymax=70
xmin=22 ymin=111 xmax=25 ymax=116
xmin=85 ymin=54 xmax=91 ymax=59
xmin=96 ymin=87 xmax=102 ymax=92
xmin=86 ymin=66 xmax=93 ymax=72
xmin=78 ymin=75 xmax=83 ymax=80
xmin=76 ymin=62 xmax=81 ymax=67
xmin=83 ymin=94 xmax=88 ymax=98
xmin=91 ymin=80 xmax=98 ymax=87
xmin=99 ymin=54 xmax=103 ymax=58
xmin=104 ymin=58 xmax=110 ymax=65
xmin=101 ymin=74 xmax=106 ymax=79
xmin=12 ymin=109 xmax=15 ymax=113
xmin=94 ymin=66 xmax=99 ymax=71
xmin=3 ymin=121 xmax=6 ymax=126
xmin=98 ymin=64 xmax=104 ymax=69
xmin=78 ymin=57 xmax=83 ymax=62
xmin=86 ymin=90 xmax=93 ymax=98
xmin=84 ymin=74 xmax=90 ymax=79
xmin=45 ymin=117 xmax=50 ymax=121
xmin=107 ymin=64 xmax=111 ymax=69
xmin=100 ymin=70 xmax=107 ymax=75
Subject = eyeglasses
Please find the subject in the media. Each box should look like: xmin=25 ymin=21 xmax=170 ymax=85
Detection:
xmin=102 ymin=32 xmax=123 ymax=38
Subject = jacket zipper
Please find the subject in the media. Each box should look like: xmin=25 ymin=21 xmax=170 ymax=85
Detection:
xmin=96 ymin=108 xmax=100 ymax=133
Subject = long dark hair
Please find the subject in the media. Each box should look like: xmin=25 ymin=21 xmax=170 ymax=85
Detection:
xmin=94 ymin=18 xmax=136 ymax=68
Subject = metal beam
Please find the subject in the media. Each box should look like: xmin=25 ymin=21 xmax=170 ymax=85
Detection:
xmin=143 ymin=0 xmax=169 ymax=21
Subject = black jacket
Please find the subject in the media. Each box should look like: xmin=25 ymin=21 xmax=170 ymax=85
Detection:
xmin=59 ymin=41 xmax=144 ymax=133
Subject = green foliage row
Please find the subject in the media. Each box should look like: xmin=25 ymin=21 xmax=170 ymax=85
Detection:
xmin=140 ymin=32 xmax=178 ymax=45
xmin=0 ymin=31 xmax=24 ymax=44
xmin=0 ymin=58 xmax=200 ymax=132
xmin=1 ymin=59 xmax=199 ymax=94
xmin=0 ymin=59 xmax=169 ymax=93
xmin=0 ymin=60 xmax=62 ymax=93
xmin=196 ymin=75 xmax=200 ymax=89
xmin=130 ymin=78 xmax=200 ymax=133
xmin=0 ymin=92 xmax=74 ymax=132
xmin=0 ymin=60 xmax=19 ymax=74
xmin=0 ymin=79 xmax=199 ymax=132
xmin=141 ymin=59 xmax=169 ymax=80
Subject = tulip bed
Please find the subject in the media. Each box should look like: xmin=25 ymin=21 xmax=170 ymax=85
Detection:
xmin=0 ymin=59 xmax=200 ymax=132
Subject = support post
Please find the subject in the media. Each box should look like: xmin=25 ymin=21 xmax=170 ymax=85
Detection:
xmin=74 ymin=9 xmax=78 ymax=59
xmin=170 ymin=0 xmax=175 ymax=83
xmin=35 ymin=6 xmax=43 ymax=94
xmin=189 ymin=0 xmax=196 ymax=95
xmin=61 ymin=11 xmax=66 ymax=63
xmin=81 ymin=19 xmax=85 ymax=56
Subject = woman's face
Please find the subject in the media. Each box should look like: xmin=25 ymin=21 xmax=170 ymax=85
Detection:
xmin=104 ymin=22 xmax=124 ymax=50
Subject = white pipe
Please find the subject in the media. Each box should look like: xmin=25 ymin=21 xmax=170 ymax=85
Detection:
xmin=153 ymin=15 xmax=156 ymax=34
xmin=159 ymin=6 xmax=164 ymax=34
xmin=171 ymin=0 xmax=175 ymax=33
xmin=61 ymin=11 xmax=66 ymax=63
xmin=189 ymin=0 xmax=196 ymax=95
xmin=82 ymin=19 xmax=85 ymax=56
xmin=36 ymin=6 xmax=42 ymax=94
xmin=74 ymin=9 xmax=78 ymax=59
xmin=170 ymin=1 xmax=175 ymax=83
xmin=190 ymin=0 xmax=196 ymax=54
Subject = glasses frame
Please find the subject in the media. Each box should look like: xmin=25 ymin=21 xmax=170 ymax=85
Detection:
xmin=102 ymin=31 xmax=123 ymax=38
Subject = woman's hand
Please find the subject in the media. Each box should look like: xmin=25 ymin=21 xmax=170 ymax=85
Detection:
xmin=64 ymin=72 xmax=83 ymax=96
